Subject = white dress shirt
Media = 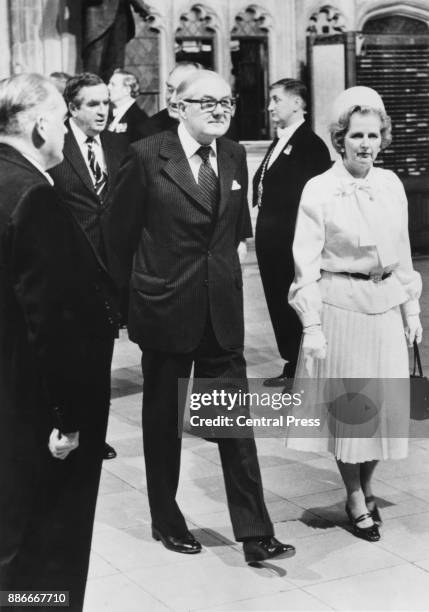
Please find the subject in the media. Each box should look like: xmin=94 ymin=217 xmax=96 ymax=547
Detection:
xmin=288 ymin=160 xmax=421 ymax=327
xmin=267 ymin=118 xmax=305 ymax=169
xmin=69 ymin=119 xmax=107 ymax=186
xmin=108 ymin=98 xmax=135 ymax=132
xmin=178 ymin=123 xmax=218 ymax=182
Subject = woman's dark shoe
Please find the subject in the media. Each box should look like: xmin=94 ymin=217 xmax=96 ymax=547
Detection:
xmin=365 ymin=496 xmax=382 ymax=526
xmin=345 ymin=504 xmax=380 ymax=542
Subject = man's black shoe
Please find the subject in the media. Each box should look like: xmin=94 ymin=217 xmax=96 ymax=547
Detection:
xmin=152 ymin=527 xmax=202 ymax=554
xmin=103 ymin=442 xmax=117 ymax=460
xmin=243 ymin=537 xmax=296 ymax=563
xmin=263 ymin=363 xmax=295 ymax=388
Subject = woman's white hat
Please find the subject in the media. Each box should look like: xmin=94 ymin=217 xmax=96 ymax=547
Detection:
xmin=331 ymin=86 xmax=385 ymax=122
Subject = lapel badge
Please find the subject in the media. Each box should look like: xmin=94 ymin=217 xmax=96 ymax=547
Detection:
xmin=284 ymin=144 xmax=293 ymax=156
xmin=231 ymin=180 xmax=241 ymax=190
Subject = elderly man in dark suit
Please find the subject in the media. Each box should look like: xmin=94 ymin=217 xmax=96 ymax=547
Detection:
xmin=0 ymin=73 xmax=112 ymax=612
xmin=49 ymin=72 xmax=131 ymax=461
xmin=108 ymin=68 xmax=148 ymax=142
xmin=253 ymin=79 xmax=331 ymax=386
xmin=123 ymin=70 xmax=295 ymax=563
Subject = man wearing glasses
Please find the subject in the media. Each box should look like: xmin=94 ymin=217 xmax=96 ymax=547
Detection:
xmin=119 ymin=70 xmax=295 ymax=564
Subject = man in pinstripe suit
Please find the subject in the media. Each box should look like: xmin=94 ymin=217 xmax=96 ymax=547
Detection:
xmin=122 ymin=70 xmax=295 ymax=563
xmin=49 ymin=73 xmax=131 ymax=461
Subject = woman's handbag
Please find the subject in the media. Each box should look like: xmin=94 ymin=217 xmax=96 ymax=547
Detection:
xmin=410 ymin=341 xmax=429 ymax=421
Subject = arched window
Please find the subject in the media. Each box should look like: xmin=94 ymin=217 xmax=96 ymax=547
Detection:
xmin=175 ymin=4 xmax=219 ymax=69
xmin=125 ymin=8 xmax=161 ymax=116
xmin=306 ymin=5 xmax=347 ymax=35
xmin=231 ymin=5 xmax=272 ymax=140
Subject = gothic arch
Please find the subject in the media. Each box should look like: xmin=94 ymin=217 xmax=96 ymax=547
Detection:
xmin=357 ymin=2 xmax=429 ymax=31
xmin=176 ymin=3 xmax=221 ymax=38
xmin=306 ymin=5 xmax=347 ymax=35
xmin=231 ymin=4 xmax=273 ymax=37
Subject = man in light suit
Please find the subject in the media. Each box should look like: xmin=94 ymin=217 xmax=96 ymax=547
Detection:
xmin=0 ymin=73 xmax=108 ymax=612
xmin=122 ymin=70 xmax=295 ymax=563
xmin=108 ymin=68 xmax=148 ymax=142
xmin=253 ymin=79 xmax=331 ymax=386
xmin=49 ymin=72 xmax=131 ymax=461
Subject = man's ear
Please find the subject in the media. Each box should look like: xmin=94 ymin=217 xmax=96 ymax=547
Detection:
xmin=177 ymin=100 xmax=186 ymax=120
xmin=68 ymin=101 xmax=77 ymax=116
xmin=32 ymin=116 xmax=45 ymax=148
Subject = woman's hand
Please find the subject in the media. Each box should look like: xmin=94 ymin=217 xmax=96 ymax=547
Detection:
xmin=405 ymin=314 xmax=423 ymax=346
xmin=302 ymin=324 xmax=327 ymax=370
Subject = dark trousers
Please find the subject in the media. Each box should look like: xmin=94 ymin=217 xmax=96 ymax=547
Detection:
xmin=141 ymin=319 xmax=273 ymax=541
xmin=255 ymin=225 xmax=302 ymax=370
xmin=0 ymin=336 xmax=114 ymax=612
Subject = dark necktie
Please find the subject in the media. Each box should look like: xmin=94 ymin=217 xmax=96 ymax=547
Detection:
xmin=255 ymin=137 xmax=279 ymax=207
xmin=196 ymin=145 xmax=219 ymax=211
xmin=86 ymin=136 xmax=108 ymax=199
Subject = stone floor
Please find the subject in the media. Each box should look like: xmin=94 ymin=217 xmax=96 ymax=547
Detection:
xmin=84 ymin=258 xmax=429 ymax=612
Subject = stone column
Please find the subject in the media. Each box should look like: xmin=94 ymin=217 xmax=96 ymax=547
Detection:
xmin=0 ymin=0 xmax=11 ymax=77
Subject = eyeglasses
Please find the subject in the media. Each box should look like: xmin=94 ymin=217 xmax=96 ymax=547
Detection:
xmin=183 ymin=98 xmax=236 ymax=112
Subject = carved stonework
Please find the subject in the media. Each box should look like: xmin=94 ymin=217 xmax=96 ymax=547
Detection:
xmin=307 ymin=5 xmax=347 ymax=35
xmin=176 ymin=4 xmax=219 ymax=38
xmin=231 ymin=5 xmax=272 ymax=37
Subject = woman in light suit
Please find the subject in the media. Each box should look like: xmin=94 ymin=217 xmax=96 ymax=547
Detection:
xmin=287 ymin=87 xmax=422 ymax=541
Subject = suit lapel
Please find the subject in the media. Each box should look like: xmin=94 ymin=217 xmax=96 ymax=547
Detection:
xmin=217 ymin=140 xmax=236 ymax=220
xmin=160 ymin=131 xmax=212 ymax=215
xmin=63 ymin=128 xmax=95 ymax=197
xmin=101 ymin=132 xmax=122 ymax=198
xmin=266 ymin=122 xmax=308 ymax=174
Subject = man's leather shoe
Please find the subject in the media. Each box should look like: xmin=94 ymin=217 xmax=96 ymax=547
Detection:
xmin=152 ymin=527 xmax=202 ymax=554
xmin=243 ymin=537 xmax=296 ymax=563
xmin=263 ymin=363 xmax=296 ymax=388
xmin=103 ymin=442 xmax=117 ymax=460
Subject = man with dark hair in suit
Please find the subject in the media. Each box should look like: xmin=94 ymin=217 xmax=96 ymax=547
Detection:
xmin=82 ymin=0 xmax=149 ymax=82
xmin=254 ymin=78 xmax=331 ymax=386
xmin=122 ymin=70 xmax=295 ymax=563
xmin=49 ymin=72 xmax=131 ymax=461
xmin=0 ymin=72 xmax=110 ymax=611
xmin=108 ymin=68 xmax=148 ymax=142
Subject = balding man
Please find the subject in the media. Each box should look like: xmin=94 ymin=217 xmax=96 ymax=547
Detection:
xmin=139 ymin=61 xmax=202 ymax=137
xmin=121 ymin=70 xmax=295 ymax=563
xmin=0 ymin=73 xmax=111 ymax=611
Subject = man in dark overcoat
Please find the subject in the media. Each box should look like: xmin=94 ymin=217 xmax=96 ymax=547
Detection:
xmin=0 ymin=73 xmax=110 ymax=612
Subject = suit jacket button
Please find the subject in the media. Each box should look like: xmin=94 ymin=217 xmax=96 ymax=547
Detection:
xmin=203 ymin=279 xmax=208 ymax=286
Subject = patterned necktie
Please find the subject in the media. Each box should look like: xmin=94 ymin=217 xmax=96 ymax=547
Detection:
xmin=196 ymin=145 xmax=219 ymax=211
xmin=255 ymin=137 xmax=279 ymax=207
xmin=86 ymin=136 xmax=108 ymax=199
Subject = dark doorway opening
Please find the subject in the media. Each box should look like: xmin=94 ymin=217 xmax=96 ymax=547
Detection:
xmin=231 ymin=37 xmax=269 ymax=140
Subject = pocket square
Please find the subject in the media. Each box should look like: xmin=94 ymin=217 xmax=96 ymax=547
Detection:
xmin=231 ymin=180 xmax=241 ymax=190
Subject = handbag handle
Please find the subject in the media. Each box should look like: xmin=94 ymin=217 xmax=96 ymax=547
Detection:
xmin=413 ymin=340 xmax=424 ymax=378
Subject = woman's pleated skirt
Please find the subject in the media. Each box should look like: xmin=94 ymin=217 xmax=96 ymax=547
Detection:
xmin=286 ymin=302 xmax=409 ymax=463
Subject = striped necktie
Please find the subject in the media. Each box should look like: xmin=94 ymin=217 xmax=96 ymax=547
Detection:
xmin=86 ymin=136 xmax=108 ymax=199
xmin=196 ymin=145 xmax=219 ymax=211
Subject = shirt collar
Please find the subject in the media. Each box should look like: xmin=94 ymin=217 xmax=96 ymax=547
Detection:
xmin=333 ymin=158 xmax=375 ymax=184
xmin=21 ymin=152 xmax=54 ymax=186
xmin=69 ymin=118 xmax=102 ymax=147
xmin=276 ymin=117 xmax=305 ymax=141
xmin=178 ymin=123 xmax=217 ymax=159
xmin=112 ymin=98 xmax=135 ymax=118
